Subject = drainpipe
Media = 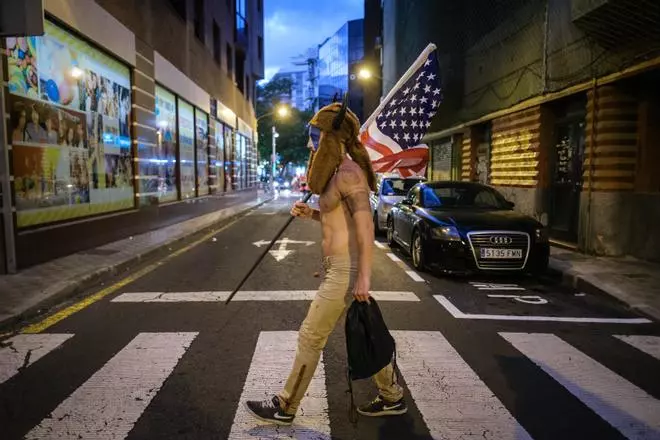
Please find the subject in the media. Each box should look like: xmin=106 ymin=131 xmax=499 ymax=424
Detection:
xmin=541 ymin=0 xmax=550 ymax=94
xmin=587 ymin=77 xmax=597 ymax=254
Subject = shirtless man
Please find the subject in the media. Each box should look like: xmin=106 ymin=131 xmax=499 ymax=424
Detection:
xmin=245 ymin=99 xmax=406 ymax=426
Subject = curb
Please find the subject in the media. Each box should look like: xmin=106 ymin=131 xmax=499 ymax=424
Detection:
xmin=0 ymin=196 xmax=273 ymax=332
xmin=548 ymin=259 xmax=660 ymax=322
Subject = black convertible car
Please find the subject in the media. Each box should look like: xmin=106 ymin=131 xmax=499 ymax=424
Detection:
xmin=386 ymin=181 xmax=549 ymax=274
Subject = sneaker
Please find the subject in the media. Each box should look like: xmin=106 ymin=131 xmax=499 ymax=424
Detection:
xmin=245 ymin=396 xmax=295 ymax=426
xmin=357 ymin=395 xmax=408 ymax=417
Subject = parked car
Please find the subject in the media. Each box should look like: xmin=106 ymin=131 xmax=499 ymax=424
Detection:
xmin=370 ymin=174 xmax=426 ymax=234
xmin=386 ymin=181 xmax=549 ymax=274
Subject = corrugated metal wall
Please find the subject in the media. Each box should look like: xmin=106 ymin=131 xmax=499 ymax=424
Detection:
xmin=490 ymin=107 xmax=541 ymax=187
xmin=584 ymin=85 xmax=638 ymax=191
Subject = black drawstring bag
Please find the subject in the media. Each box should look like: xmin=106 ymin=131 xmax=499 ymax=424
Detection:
xmin=345 ymin=298 xmax=396 ymax=423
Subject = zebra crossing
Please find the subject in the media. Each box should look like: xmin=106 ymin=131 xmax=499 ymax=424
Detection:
xmin=2 ymin=329 xmax=659 ymax=439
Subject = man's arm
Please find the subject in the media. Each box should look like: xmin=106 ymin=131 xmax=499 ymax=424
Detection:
xmin=337 ymin=168 xmax=374 ymax=300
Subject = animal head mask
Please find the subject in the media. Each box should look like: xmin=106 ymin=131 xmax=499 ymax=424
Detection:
xmin=306 ymin=94 xmax=376 ymax=194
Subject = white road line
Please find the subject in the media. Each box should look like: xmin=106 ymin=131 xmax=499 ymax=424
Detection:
xmin=405 ymin=270 xmax=425 ymax=282
xmin=392 ymin=331 xmax=531 ymax=440
xmin=228 ymin=331 xmax=331 ymax=439
xmin=112 ymin=291 xmax=420 ymax=302
xmin=25 ymin=332 xmax=198 ymax=440
xmin=615 ymin=335 xmax=660 ymax=360
xmin=501 ymin=332 xmax=660 ymax=440
xmin=434 ymin=295 xmax=652 ymax=324
xmin=386 ymin=252 xmax=402 ymax=262
xmin=374 ymin=240 xmax=386 ymax=249
xmin=0 ymin=334 xmax=74 ymax=384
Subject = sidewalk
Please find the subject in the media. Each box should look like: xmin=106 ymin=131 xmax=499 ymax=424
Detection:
xmin=549 ymin=247 xmax=660 ymax=321
xmin=0 ymin=191 xmax=272 ymax=329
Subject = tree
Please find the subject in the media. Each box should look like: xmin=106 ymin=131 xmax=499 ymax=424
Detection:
xmin=257 ymin=78 xmax=313 ymax=177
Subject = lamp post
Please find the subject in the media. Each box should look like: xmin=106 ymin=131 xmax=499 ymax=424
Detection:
xmin=256 ymin=104 xmax=289 ymax=192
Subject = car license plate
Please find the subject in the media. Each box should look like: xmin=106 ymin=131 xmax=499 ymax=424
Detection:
xmin=480 ymin=248 xmax=523 ymax=259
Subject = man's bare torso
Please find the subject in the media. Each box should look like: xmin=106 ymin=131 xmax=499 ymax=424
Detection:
xmin=317 ymin=157 xmax=368 ymax=258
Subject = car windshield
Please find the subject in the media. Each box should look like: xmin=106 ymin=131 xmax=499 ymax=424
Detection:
xmin=381 ymin=178 xmax=423 ymax=196
xmin=421 ymin=185 xmax=510 ymax=210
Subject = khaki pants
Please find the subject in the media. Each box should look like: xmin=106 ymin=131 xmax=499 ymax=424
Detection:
xmin=278 ymin=255 xmax=403 ymax=415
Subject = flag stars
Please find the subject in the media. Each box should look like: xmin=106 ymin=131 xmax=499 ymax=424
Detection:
xmin=389 ymin=120 xmax=397 ymax=129
xmin=411 ymin=94 xmax=418 ymax=103
xmin=428 ymin=73 xmax=436 ymax=81
xmin=403 ymin=88 xmax=411 ymax=95
xmin=413 ymin=82 xmax=421 ymax=90
xmin=420 ymin=96 xmax=429 ymax=104
xmin=411 ymin=120 xmax=419 ymax=128
xmin=424 ymin=85 xmax=432 ymax=93
xmin=403 ymin=133 xmax=411 ymax=142
xmin=433 ymin=88 xmax=441 ymax=95
xmin=401 ymin=120 xmax=408 ymax=129
xmin=393 ymin=133 xmax=400 ymax=141
xmin=424 ymin=58 xmax=432 ymax=67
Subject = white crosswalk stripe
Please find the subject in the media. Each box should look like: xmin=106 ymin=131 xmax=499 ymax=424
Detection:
xmin=0 ymin=334 xmax=74 ymax=385
xmin=392 ymin=331 xmax=532 ymax=440
xmin=25 ymin=332 xmax=198 ymax=440
xmin=615 ymin=335 xmax=660 ymax=360
xmin=501 ymin=332 xmax=660 ymax=440
xmin=3 ymin=329 xmax=660 ymax=439
xmin=112 ymin=290 xmax=420 ymax=302
xmin=228 ymin=331 xmax=331 ymax=439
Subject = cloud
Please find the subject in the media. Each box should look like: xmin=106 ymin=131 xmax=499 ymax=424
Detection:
xmin=264 ymin=0 xmax=363 ymax=81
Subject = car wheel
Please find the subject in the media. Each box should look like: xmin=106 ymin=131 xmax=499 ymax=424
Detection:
xmin=373 ymin=212 xmax=381 ymax=236
xmin=411 ymin=230 xmax=426 ymax=271
xmin=386 ymin=217 xmax=397 ymax=248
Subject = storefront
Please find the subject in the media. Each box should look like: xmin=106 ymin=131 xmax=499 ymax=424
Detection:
xmin=6 ymin=20 xmax=134 ymax=228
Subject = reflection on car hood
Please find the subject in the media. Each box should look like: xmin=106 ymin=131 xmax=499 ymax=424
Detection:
xmin=421 ymin=208 xmax=541 ymax=231
xmin=381 ymin=195 xmax=405 ymax=205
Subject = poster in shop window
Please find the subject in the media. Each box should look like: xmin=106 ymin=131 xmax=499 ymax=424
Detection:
xmin=5 ymin=20 xmax=133 ymax=227
xmin=178 ymin=100 xmax=196 ymax=199
xmin=151 ymin=86 xmax=178 ymax=202
xmin=214 ymin=120 xmax=225 ymax=193
xmin=195 ymin=110 xmax=209 ymax=196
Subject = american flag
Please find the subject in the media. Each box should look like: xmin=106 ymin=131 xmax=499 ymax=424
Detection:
xmin=360 ymin=44 xmax=442 ymax=177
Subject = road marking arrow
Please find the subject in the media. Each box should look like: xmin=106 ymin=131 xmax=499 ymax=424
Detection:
xmin=252 ymin=237 xmax=315 ymax=262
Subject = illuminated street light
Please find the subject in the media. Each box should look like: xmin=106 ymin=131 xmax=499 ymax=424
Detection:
xmin=276 ymin=105 xmax=290 ymax=118
xmin=358 ymin=68 xmax=373 ymax=80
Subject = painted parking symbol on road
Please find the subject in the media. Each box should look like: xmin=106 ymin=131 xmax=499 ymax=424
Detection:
xmin=487 ymin=294 xmax=549 ymax=305
xmin=470 ymin=282 xmax=526 ymax=291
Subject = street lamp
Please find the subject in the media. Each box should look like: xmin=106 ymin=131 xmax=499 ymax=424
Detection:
xmin=358 ymin=67 xmax=373 ymax=80
xmin=256 ymin=104 xmax=290 ymax=191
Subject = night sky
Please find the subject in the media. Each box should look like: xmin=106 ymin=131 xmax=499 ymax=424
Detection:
xmin=263 ymin=0 xmax=363 ymax=81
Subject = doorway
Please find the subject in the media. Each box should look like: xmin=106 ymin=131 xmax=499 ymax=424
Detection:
xmin=548 ymin=96 xmax=586 ymax=243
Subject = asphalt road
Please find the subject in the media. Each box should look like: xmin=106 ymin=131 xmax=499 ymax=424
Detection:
xmin=2 ymin=192 xmax=660 ymax=440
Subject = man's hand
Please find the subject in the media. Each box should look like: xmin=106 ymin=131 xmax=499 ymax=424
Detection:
xmin=353 ymin=275 xmax=371 ymax=303
xmin=290 ymin=201 xmax=313 ymax=219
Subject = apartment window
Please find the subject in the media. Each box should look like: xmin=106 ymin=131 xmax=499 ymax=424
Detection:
xmin=235 ymin=50 xmax=245 ymax=93
xmin=194 ymin=0 xmax=204 ymax=42
xmin=235 ymin=0 xmax=247 ymax=41
xmin=167 ymin=0 xmax=186 ymax=19
xmin=227 ymin=44 xmax=233 ymax=77
xmin=258 ymin=36 xmax=263 ymax=61
xmin=213 ymin=20 xmax=221 ymax=64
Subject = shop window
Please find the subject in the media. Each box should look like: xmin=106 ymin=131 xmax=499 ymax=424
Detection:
xmin=152 ymin=86 xmax=178 ymax=203
xmin=178 ymin=99 xmax=196 ymax=199
xmin=195 ymin=109 xmax=209 ymax=196
xmin=6 ymin=20 xmax=133 ymax=228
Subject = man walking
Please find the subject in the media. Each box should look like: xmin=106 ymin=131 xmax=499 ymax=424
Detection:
xmin=245 ymin=98 xmax=407 ymax=426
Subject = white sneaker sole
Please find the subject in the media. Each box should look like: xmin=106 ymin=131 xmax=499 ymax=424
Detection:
xmin=244 ymin=402 xmax=294 ymax=426
xmin=357 ymin=407 xmax=408 ymax=417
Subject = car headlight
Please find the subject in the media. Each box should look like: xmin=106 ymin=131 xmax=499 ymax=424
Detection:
xmin=431 ymin=226 xmax=461 ymax=241
xmin=535 ymin=227 xmax=548 ymax=242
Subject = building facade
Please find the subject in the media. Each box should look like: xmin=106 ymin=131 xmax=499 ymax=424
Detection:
xmin=270 ymin=69 xmax=312 ymax=111
xmin=0 ymin=0 xmax=264 ymax=273
xmin=318 ymin=19 xmax=365 ymax=121
xmin=378 ymin=0 xmax=660 ymax=262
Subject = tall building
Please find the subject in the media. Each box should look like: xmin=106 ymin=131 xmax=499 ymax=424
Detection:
xmin=0 ymin=0 xmax=264 ymax=272
xmin=317 ymin=19 xmax=365 ymax=121
xmin=270 ymin=69 xmax=312 ymax=110
xmin=377 ymin=0 xmax=660 ymax=263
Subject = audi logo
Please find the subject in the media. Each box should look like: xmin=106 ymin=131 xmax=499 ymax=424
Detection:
xmin=490 ymin=236 xmax=513 ymax=245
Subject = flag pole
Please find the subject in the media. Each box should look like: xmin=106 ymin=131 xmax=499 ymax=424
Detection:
xmin=360 ymin=43 xmax=437 ymax=134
